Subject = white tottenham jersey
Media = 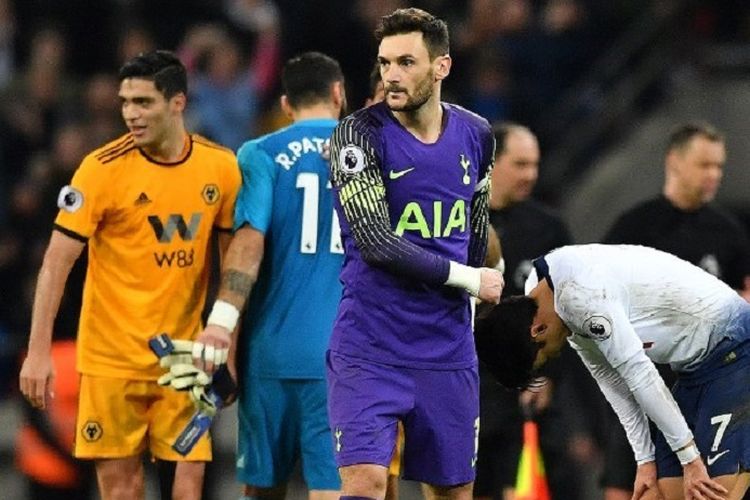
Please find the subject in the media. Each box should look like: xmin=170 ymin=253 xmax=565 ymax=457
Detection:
xmin=525 ymin=244 xmax=747 ymax=464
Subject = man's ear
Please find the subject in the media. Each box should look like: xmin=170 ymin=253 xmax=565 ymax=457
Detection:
xmin=331 ymin=81 xmax=346 ymax=111
xmin=665 ymin=149 xmax=681 ymax=173
xmin=434 ymin=54 xmax=451 ymax=81
xmin=530 ymin=323 xmax=546 ymax=338
xmin=171 ymin=92 xmax=187 ymax=113
xmin=280 ymin=95 xmax=293 ymax=119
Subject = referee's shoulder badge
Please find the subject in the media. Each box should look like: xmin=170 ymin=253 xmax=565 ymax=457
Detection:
xmin=580 ymin=314 xmax=612 ymax=341
xmin=339 ymin=145 xmax=365 ymax=175
xmin=57 ymin=185 xmax=84 ymax=213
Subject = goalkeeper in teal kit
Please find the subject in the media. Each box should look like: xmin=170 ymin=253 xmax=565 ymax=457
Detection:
xmin=163 ymin=52 xmax=348 ymax=500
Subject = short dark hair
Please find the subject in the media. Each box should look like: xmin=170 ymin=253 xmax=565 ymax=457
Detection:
xmin=118 ymin=49 xmax=187 ymax=99
xmin=667 ymin=121 xmax=723 ymax=154
xmin=368 ymin=62 xmax=382 ymax=98
xmin=492 ymin=121 xmax=532 ymax=155
xmin=474 ymin=296 xmax=540 ymax=390
xmin=375 ymin=8 xmax=449 ymax=60
xmin=282 ymin=51 xmax=344 ymax=109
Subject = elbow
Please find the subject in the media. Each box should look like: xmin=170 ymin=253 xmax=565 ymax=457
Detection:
xmin=359 ymin=246 xmax=390 ymax=268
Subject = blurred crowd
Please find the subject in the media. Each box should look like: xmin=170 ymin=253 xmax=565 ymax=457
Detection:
xmin=2 ymin=0 xmax=750 ymax=498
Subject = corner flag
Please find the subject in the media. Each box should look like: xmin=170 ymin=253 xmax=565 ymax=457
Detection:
xmin=514 ymin=416 xmax=551 ymax=500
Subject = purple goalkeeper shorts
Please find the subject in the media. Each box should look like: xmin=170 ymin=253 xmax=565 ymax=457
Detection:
xmin=326 ymin=350 xmax=480 ymax=486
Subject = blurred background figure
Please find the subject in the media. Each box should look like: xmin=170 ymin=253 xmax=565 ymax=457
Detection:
xmin=182 ymin=25 xmax=259 ymax=151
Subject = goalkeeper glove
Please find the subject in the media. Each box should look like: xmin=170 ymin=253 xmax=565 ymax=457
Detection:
xmin=185 ymin=364 xmax=238 ymax=416
xmin=157 ymin=340 xmax=211 ymax=390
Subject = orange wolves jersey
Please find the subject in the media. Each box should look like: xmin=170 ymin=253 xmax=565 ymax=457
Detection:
xmin=55 ymin=134 xmax=241 ymax=379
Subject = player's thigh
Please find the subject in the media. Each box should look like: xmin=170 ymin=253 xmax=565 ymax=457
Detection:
xmin=326 ymin=351 xmax=406 ymax=469
xmin=339 ymin=463 xmax=389 ymax=498
xmin=148 ymin=382 xmax=211 ymax=462
xmin=75 ymin=375 xmax=149 ymax=459
xmin=173 ymin=461 xmax=205 ymax=500
xmin=655 ymin=476 xmax=740 ymax=500
xmin=667 ymin=472 xmax=749 ymax=500
xmin=296 ymin=379 xmax=340 ymax=491
xmin=726 ymin=471 xmax=750 ymax=499
xmin=95 ymin=456 xmax=144 ymax=499
xmin=237 ymin=377 xmax=298 ymax=487
xmin=422 ymin=480 xmax=473 ymax=500
xmin=402 ymin=365 xmax=479 ymax=487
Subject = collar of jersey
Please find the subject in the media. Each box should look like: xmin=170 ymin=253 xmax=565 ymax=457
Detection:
xmin=532 ymin=256 xmax=554 ymax=291
xmin=294 ymin=118 xmax=338 ymax=127
xmin=138 ymin=135 xmax=193 ymax=167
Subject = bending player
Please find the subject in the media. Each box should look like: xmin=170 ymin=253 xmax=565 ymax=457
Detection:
xmin=476 ymin=244 xmax=749 ymax=500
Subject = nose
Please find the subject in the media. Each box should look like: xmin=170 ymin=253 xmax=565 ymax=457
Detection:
xmin=382 ymin=65 xmax=401 ymax=84
xmin=121 ymin=102 xmax=139 ymax=121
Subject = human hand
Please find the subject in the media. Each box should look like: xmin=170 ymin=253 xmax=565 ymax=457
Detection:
xmin=19 ymin=352 xmax=55 ymax=410
xmin=682 ymin=458 xmax=727 ymax=500
xmin=193 ymin=324 xmax=231 ymax=374
xmin=157 ymin=339 xmax=210 ymax=390
xmin=477 ymin=267 xmax=504 ymax=304
xmin=632 ymin=461 xmax=664 ymax=500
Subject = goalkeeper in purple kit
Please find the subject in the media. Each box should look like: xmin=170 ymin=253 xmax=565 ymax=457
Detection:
xmin=326 ymin=7 xmax=503 ymax=500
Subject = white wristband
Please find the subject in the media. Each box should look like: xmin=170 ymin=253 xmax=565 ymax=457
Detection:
xmin=445 ymin=261 xmax=481 ymax=297
xmin=676 ymin=443 xmax=700 ymax=465
xmin=206 ymin=300 xmax=240 ymax=332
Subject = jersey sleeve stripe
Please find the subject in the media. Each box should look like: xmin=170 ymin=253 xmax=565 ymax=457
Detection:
xmin=53 ymin=223 xmax=88 ymax=242
xmin=96 ymin=137 xmax=135 ymax=161
xmin=101 ymin=146 xmax=137 ymax=164
xmin=95 ymin=135 xmax=133 ymax=158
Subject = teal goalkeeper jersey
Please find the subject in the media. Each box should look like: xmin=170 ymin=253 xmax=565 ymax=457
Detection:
xmin=235 ymin=118 xmax=342 ymax=379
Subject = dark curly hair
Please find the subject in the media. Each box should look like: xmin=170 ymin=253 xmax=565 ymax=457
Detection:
xmin=474 ymin=296 xmax=541 ymax=390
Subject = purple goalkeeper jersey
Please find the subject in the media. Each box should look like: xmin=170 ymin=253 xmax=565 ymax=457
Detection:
xmin=328 ymin=102 xmax=495 ymax=369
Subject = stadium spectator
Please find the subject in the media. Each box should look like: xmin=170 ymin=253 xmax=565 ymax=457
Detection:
xmin=185 ymin=28 xmax=258 ymax=151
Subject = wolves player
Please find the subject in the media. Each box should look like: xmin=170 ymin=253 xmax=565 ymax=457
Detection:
xmin=327 ymin=8 xmax=503 ymax=500
xmin=192 ymin=52 xmax=346 ymax=500
xmin=477 ymin=244 xmax=750 ymax=500
xmin=19 ymin=50 xmax=241 ymax=499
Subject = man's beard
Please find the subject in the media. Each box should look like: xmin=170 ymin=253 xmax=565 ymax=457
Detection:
xmin=386 ymin=72 xmax=433 ymax=112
